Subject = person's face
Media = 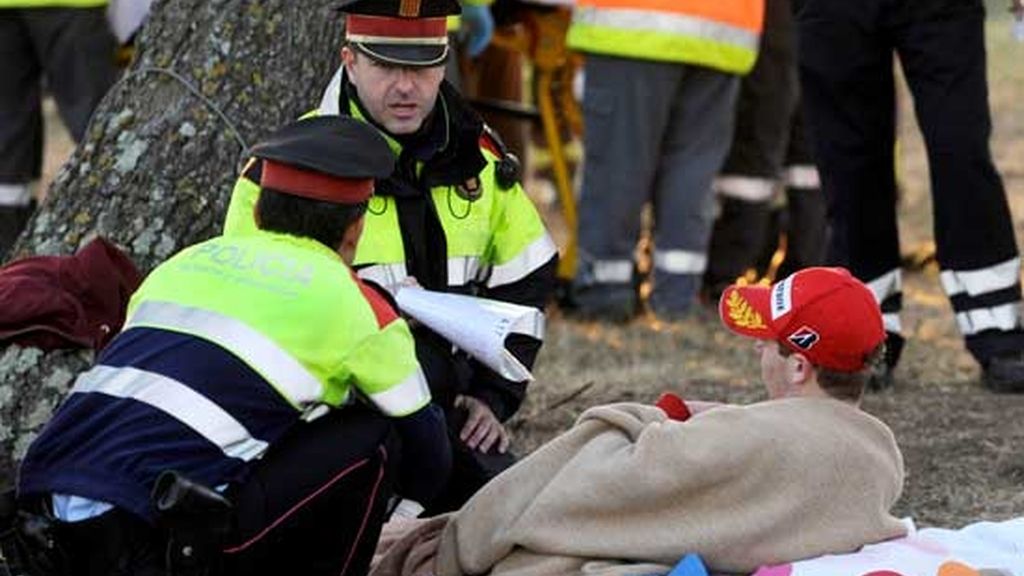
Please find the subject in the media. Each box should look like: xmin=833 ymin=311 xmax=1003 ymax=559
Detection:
xmin=342 ymin=47 xmax=445 ymax=135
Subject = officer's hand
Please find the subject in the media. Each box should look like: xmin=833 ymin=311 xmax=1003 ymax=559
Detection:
xmin=455 ymin=395 xmax=510 ymax=454
xmin=460 ymin=4 xmax=495 ymax=58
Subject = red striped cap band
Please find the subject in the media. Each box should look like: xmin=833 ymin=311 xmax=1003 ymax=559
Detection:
xmin=346 ymin=14 xmax=448 ymax=44
xmin=261 ymin=160 xmax=373 ymax=204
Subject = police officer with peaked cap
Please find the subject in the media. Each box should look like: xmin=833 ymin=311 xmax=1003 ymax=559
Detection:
xmin=224 ymin=0 xmax=559 ymax=514
xmin=16 ymin=116 xmax=452 ymax=576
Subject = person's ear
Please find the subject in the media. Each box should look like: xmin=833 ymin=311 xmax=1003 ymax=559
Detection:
xmin=788 ymin=352 xmax=814 ymax=386
xmin=341 ymin=46 xmax=356 ymax=77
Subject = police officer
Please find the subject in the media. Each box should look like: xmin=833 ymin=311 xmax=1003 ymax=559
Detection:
xmin=796 ymin=0 xmax=1024 ymax=391
xmin=16 ymin=116 xmax=452 ymax=576
xmin=223 ymin=0 xmax=558 ymax=512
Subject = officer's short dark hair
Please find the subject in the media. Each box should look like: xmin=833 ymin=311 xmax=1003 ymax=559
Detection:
xmin=256 ymin=187 xmax=367 ymax=250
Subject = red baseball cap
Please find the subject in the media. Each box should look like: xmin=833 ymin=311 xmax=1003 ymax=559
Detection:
xmin=718 ymin=267 xmax=885 ymax=372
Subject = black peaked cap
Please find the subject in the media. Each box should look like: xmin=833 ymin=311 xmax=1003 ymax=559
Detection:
xmin=249 ymin=116 xmax=394 ymax=181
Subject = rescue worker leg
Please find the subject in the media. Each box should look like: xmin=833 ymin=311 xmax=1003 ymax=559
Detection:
xmin=0 ymin=10 xmax=43 ymax=259
xmin=705 ymin=0 xmax=799 ymax=302
xmin=797 ymin=0 xmax=906 ymax=384
xmin=896 ymin=0 xmax=1024 ymax=391
xmin=777 ymin=103 xmax=828 ymax=280
xmin=222 ymin=406 xmax=398 ymax=576
xmin=572 ymin=54 xmax=679 ymax=322
xmin=24 ymin=7 xmax=116 ymax=142
xmin=648 ymin=67 xmax=739 ymax=317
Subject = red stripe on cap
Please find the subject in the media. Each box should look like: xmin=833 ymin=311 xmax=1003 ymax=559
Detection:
xmin=346 ymin=14 xmax=447 ymax=40
xmin=261 ymin=160 xmax=373 ymax=204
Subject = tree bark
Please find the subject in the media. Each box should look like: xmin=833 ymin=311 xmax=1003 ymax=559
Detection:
xmin=0 ymin=0 xmax=346 ymax=487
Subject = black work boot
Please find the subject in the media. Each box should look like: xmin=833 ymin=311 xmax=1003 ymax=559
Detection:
xmin=982 ymin=351 xmax=1024 ymax=393
xmin=0 ymin=200 xmax=36 ymax=261
xmin=867 ymin=331 xmax=904 ymax=391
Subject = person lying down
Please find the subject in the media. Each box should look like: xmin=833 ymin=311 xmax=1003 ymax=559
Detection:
xmin=372 ymin=267 xmax=908 ymax=576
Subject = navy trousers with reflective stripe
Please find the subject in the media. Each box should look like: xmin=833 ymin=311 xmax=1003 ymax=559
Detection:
xmin=797 ymin=0 xmax=1024 ymax=363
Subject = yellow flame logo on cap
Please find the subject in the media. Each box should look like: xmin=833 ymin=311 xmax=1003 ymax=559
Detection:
xmin=727 ymin=291 xmax=767 ymax=330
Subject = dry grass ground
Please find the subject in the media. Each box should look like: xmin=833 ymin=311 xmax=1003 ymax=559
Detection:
xmin=36 ymin=9 xmax=1024 ymax=530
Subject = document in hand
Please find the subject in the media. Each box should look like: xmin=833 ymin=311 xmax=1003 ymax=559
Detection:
xmin=394 ymin=287 xmax=545 ymax=382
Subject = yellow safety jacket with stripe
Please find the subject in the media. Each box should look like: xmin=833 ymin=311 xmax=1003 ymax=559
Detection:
xmin=567 ymin=0 xmax=765 ymax=74
xmin=224 ymin=68 xmax=558 ymax=420
xmin=130 ymin=231 xmax=431 ymax=416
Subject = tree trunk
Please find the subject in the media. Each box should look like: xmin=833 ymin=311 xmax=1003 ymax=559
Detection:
xmin=0 ymin=0 xmax=345 ymax=487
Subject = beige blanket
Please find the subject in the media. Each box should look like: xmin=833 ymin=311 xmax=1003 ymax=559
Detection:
xmin=430 ymin=398 xmax=906 ymax=576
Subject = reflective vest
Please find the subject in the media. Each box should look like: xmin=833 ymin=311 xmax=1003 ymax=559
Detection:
xmin=567 ymin=0 xmax=764 ymax=74
xmin=19 ymin=231 xmax=429 ymax=522
xmin=0 ymin=0 xmax=107 ymax=7
xmin=224 ymin=68 xmax=558 ymax=296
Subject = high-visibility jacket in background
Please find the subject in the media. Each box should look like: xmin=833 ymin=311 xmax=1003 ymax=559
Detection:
xmin=567 ymin=0 xmax=765 ymax=74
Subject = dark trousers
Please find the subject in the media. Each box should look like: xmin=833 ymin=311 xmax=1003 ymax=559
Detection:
xmin=48 ymin=408 xmax=398 ymax=576
xmin=796 ymin=0 xmax=1024 ymax=363
xmin=0 ymin=7 xmax=116 ymax=183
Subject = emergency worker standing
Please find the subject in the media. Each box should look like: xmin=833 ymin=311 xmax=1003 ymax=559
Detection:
xmin=568 ymin=0 xmax=765 ymax=321
xmin=795 ymin=0 xmax=1024 ymax=391
xmin=15 ymin=117 xmax=452 ymax=576
xmin=704 ymin=0 xmax=827 ymax=300
xmin=0 ymin=0 xmax=117 ymax=259
xmin=224 ymin=0 xmax=559 ymax=512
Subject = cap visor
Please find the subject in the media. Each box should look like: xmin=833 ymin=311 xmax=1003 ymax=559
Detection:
xmin=354 ymin=42 xmax=448 ymax=67
xmin=718 ymin=284 xmax=776 ymax=340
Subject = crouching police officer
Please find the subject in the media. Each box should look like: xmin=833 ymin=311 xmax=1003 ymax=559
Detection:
xmin=224 ymin=0 xmax=559 ymax=513
xmin=10 ymin=116 xmax=452 ymax=576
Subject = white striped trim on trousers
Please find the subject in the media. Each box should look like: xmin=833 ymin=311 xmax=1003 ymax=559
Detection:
xmin=940 ymin=257 xmax=1020 ymax=297
xmin=714 ymin=176 xmax=776 ymax=203
xmin=654 ymin=250 xmax=708 ymax=275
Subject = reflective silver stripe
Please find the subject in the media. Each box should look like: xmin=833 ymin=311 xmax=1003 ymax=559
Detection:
xmin=866 ymin=269 xmax=901 ymax=303
xmin=127 ymin=301 xmax=324 ymax=408
xmin=593 ymin=260 xmax=633 ymax=283
xmin=318 ymin=67 xmax=344 ymax=116
xmin=715 ymin=176 xmax=775 ymax=203
xmin=449 ymin=256 xmax=484 ymax=287
xmin=0 ymin=183 xmax=31 ymax=205
xmin=368 ymin=367 xmax=432 ymax=417
xmin=654 ymin=250 xmax=708 ymax=275
xmin=574 ymin=7 xmax=760 ymax=51
xmin=784 ymin=165 xmax=821 ymax=190
xmin=487 ymin=234 xmax=559 ymax=288
xmin=358 ymin=263 xmax=409 ymax=296
xmin=940 ymin=257 xmax=1020 ymax=297
xmin=346 ymin=34 xmax=448 ymax=46
xmin=955 ymin=303 xmax=1022 ymax=336
xmin=73 ymin=365 xmax=269 ymax=461
xmin=882 ymin=313 xmax=902 ymax=335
